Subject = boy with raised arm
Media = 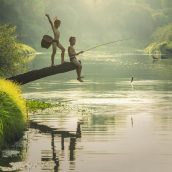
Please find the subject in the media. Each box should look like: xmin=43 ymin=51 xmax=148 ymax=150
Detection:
xmin=68 ymin=37 xmax=84 ymax=82
xmin=45 ymin=14 xmax=65 ymax=66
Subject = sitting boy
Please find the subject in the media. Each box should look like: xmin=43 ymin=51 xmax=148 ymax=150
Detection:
xmin=68 ymin=37 xmax=84 ymax=82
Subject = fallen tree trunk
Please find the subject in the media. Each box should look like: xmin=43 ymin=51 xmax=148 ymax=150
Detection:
xmin=7 ymin=62 xmax=76 ymax=85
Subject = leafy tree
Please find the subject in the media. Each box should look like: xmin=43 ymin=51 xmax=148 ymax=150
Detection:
xmin=0 ymin=24 xmax=34 ymax=77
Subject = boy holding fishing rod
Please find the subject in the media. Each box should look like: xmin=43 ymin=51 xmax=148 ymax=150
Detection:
xmin=68 ymin=37 xmax=131 ymax=82
xmin=68 ymin=36 xmax=84 ymax=82
xmin=45 ymin=14 xmax=65 ymax=66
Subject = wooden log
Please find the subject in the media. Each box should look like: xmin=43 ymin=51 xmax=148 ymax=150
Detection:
xmin=7 ymin=62 xmax=76 ymax=85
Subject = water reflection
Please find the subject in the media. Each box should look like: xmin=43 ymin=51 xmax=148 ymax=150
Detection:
xmin=29 ymin=120 xmax=82 ymax=172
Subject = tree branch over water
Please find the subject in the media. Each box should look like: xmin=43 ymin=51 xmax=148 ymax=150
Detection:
xmin=7 ymin=62 xmax=76 ymax=85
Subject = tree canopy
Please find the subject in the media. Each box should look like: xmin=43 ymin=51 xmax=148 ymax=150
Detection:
xmin=0 ymin=0 xmax=172 ymax=48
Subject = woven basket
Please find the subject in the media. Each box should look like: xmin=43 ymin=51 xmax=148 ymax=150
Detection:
xmin=41 ymin=35 xmax=53 ymax=49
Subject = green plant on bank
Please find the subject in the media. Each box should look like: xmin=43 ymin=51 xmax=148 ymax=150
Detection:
xmin=145 ymin=23 xmax=172 ymax=55
xmin=145 ymin=41 xmax=172 ymax=55
xmin=0 ymin=24 xmax=36 ymax=77
xmin=0 ymin=79 xmax=27 ymax=148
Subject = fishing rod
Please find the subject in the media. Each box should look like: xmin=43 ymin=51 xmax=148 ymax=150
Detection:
xmin=84 ymin=38 xmax=132 ymax=52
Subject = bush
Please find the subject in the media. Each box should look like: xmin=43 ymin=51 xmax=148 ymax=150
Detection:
xmin=0 ymin=79 xmax=27 ymax=148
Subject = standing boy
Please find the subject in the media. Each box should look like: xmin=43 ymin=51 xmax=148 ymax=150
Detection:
xmin=45 ymin=14 xmax=65 ymax=66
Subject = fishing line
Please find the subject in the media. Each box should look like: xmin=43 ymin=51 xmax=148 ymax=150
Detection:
xmin=84 ymin=38 xmax=132 ymax=52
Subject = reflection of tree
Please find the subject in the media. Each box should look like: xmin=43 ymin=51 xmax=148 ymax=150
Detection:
xmin=0 ymin=132 xmax=28 ymax=168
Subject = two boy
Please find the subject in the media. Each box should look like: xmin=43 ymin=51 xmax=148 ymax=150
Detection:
xmin=46 ymin=14 xmax=84 ymax=82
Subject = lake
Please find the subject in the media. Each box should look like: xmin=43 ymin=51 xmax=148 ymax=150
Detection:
xmin=1 ymin=49 xmax=172 ymax=172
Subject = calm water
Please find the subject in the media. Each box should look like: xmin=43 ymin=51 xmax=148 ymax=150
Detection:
xmin=1 ymin=50 xmax=172 ymax=172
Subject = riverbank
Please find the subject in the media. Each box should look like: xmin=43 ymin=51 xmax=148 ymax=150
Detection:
xmin=144 ymin=23 xmax=172 ymax=58
xmin=145 ymin=41 xmax=172 ymax=58
xmin=0 ymin=79 xmax=27 ymax=149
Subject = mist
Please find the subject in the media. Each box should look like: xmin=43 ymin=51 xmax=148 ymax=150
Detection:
xmin=0 ymin=0 xmax=171 ymax=49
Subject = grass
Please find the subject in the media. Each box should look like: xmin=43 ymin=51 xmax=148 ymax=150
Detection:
xmin=0 ymin=79 xmax=27 ymax=148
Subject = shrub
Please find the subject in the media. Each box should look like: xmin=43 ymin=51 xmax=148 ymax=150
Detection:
xmin=0 ymin=79 xmax=27 ymax=148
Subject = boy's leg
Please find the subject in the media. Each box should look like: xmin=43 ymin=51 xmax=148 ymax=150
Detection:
xmin=72 ymin=58 xmax=83 ymax=82
xmin=51 ymin=42 xmax=57 ymax=66
xmin=57 ymin=43 xmax=65 ymax=64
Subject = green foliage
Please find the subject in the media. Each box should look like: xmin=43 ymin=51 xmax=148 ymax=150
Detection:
xmin=145 ymin=41 xmax=172 ymax=54
xmin=0 ymin=25 xmax=19 ymax=76
xmin=0 ymin=0 xmax=172 ymax=48
xmin=0 ymin=0 xmax=45 ymax=48
xmin=0 ymin=79 xmax=27 ymax=148
xmin=0 ymin=24 xmax=35 ymax=77
xmin=26 ymin=100 xmax=55 ymax=112
xmin=153 ymin=23 xmax=172 ymax=42
xmin=145 ymin=23 xmax=172 ymax=54
xmin=0 ymin=25 xmax=35 ymax=76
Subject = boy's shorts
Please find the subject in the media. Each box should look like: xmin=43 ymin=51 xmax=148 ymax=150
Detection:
xmin=71 ymin=58 xmax=82 ymax=67
xmin=52 ymin=41 xmax=64 ymax=51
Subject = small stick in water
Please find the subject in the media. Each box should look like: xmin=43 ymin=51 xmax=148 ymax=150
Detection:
xmin=131 ymin=76 xmax=134 ymax=83
xmin=131 ymin=116 xmax=134 ymax=127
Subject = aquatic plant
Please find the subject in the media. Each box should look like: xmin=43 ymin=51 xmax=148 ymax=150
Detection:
xmin=26 ymin=100 xmax=55 ymax=112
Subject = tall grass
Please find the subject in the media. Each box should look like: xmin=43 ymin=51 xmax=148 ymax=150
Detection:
xmin=0 ymin=79 xmax=27 ymax=148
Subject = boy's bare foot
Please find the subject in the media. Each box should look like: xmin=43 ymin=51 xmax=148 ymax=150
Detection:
xmin=61 ymin=61 xmax=67 ymax=64
xmin=77 ymin=78 xmax=84 ymax=82
xmin=51 ymin=64 xmax=55 ymax=67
